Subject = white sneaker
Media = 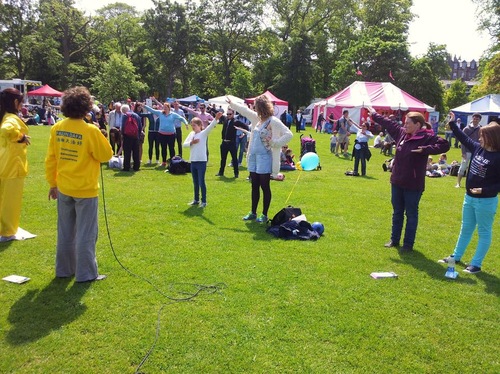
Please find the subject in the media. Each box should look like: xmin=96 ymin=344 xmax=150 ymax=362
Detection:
xmin=455 ymin=184 xmax=460 ymax=188
xmin=199 ymin=202 xmax=207 ymax=208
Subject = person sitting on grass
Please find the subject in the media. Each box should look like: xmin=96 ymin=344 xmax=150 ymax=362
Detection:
xmin=280 ymin=145 xmax=296 ymax=171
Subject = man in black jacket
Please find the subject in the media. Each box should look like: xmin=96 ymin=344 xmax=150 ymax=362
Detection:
xmin=216 ymin=109 xmax=246 ymax=178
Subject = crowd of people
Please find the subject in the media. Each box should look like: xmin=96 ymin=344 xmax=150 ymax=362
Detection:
xmin=2 ymin=84 xmax=500 ymax=279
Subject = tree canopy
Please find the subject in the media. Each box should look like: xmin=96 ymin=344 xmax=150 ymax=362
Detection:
xmin=0 ymin=0 xmax=497 ymax=111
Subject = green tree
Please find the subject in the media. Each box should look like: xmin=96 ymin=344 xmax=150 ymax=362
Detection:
xmin=331 ymin=27 xmax=412 ymax=90
xmin=398 ymin=58 xmax=444 ymax=114
xmin=473 ymin=0 xmax=500 ymax=44
xmin=34 ymin=0 xmax=100 ymax=88
xmin=98 ymin=3 xmax=142 ymax=59
xmin=424 ymin=43 xmax=451 ymax=79
xmin=444 ymin=79 xmax=468 ymax=112
xmin=469 ymin=53 xmax=500 ymax=99
xmin=273 ymin=33 xmax=314 ymax=109
xmin=92 ymin=53 xmax=147 ymax=103
xmin=0 ymin=0 xmax=39 ymax=79
xmin=143 ymin=0 xmax=201 ymax=98
xmin=228 ymin=62 xmax=255 ymax=98
xmin=194 ymin=0 xmax=263 ymax=90
xmin=330 ymin=0 xmax=414 ymax=91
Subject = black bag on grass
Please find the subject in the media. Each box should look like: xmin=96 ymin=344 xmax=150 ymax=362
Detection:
xmin=270 ymin=206 xmax=302 ymax=226
xmin=168 ymin=156 xmax=191 ymax=174
xmin=267 ymin=220 xmax=320 ymax=240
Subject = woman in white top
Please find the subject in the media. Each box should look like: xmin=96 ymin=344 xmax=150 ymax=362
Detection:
xmin=183 ymin=112 xmax=222 ymax=208
xmin=351 ymin=121 xmax=374 ymax=176
xmin=227 ymin=95 xmax=293 ymax=223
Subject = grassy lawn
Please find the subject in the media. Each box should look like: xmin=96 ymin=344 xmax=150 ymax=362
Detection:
xmin=1 ymin=125 xmax=499 ymax=373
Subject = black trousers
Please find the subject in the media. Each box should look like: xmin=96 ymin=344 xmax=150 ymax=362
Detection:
xmin=159 ymin=133 xmax=176 ymax=162
xmin=123 ymin=136 xmax=140 ymax=171
xmin=148 ymin=131 xmax=160 ymax=161
xmin=219 ymin=141 xmax=239 ymax=176
xmin=175 ymin=127 xmax=183 ymax=157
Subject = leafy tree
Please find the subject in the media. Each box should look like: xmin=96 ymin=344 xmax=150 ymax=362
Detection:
xmin=473 ymin=0 xmax=500 ymax=44
xmin=273 ymin=33 xmax=314 ymax=109
xmin=194 ymin=0 xmax=263 ymax=90
xmin=331 ymin=27 xmax=411 ymax=90
xmin=98 ymin=3 xmax=142 ymax=59
xmin=330 ymin=0 xmax=414 ymax=91
xmin=228 ymin=62 xmax=255 ymax=98
xmin=36 ymin=0 xmax=100 ymax=88
xmin=398 ymin=58 xmax=444 ymax=114
xmin=424 ymin=43 xmax=451 ymax=79
xmin=92 ymin=53 xmax=147 ymax=103
xmin=444 ymin=79 xmax=468 ymax=112
xmin=0 ymin=0 xmax=38 ymax=79
xmin=469 ymin=53 xmax=500 ymax=99
xmin=143 ymin=0 xmax=202 ymax=98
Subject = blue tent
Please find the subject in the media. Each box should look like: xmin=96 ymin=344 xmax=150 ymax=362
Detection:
xmin=177 ymin=95 xmax=203 ymax=104
xmin=452 ymin=94 xmax=500 ymax=119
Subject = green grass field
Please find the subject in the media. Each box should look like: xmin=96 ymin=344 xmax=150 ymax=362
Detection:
xmin=1 ymin=125 xmax=499 ymax=373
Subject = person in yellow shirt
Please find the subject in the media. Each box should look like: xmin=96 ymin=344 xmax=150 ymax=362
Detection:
xmin=0 ymin=88 xmax=31 ymax=242
xmin=45 ymin=86 xmax=113 ymax=282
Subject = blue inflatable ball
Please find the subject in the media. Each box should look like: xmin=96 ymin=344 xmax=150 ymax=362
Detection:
xmin=311 ymin=222 xmax=324 ymax=235
xmin=300 ymin=152 xmax=320 ymax=171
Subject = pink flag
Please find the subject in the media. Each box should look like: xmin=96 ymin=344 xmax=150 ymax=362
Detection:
xmin=356 ymin=69 xmax=363 ymax=76
xmin=389 ymin=70 xmax=395 ymax=81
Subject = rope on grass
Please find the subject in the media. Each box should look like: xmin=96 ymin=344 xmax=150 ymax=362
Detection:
xmin=99 ymin=165 xmax=226 ymax=373
xmin=283 ymin=169 xmax=303 ymax=206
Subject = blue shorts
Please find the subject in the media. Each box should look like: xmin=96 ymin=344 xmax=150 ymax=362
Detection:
xmin=247 ymin=152 xmax=272 ymax=174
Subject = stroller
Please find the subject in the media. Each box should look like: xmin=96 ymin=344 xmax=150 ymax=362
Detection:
xmin=300 ymin=134 xmax=316 ymax=157
xmin=299 ymin=134 xmax=321 ymax=170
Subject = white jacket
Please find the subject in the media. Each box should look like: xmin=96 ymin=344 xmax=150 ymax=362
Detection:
xmin=230 ymin=102 xmax=293 ymax=176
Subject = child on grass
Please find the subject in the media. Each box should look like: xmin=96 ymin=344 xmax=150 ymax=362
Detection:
xmin=183 ymin=112 xmax=223 ymax=208
xmin=330 ymin=131 xmax=338 ymax=153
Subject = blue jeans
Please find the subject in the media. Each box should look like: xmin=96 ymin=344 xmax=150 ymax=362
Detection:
xmin=236 ymin=135 xmax=247 ymax=165
xmin=452 ymin=194 xmax=498 ymax=267
xmin=391 ymin=184 xmax=423 ymax=247
xmin=190 ymin=161 xmax=207 ymax=203
xmin=353 ymin=144 xmax=368 ymax=175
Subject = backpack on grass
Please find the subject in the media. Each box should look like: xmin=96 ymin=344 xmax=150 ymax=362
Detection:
xmin=270 ymin=206 xmax=302 ymax=226
xmin=167 ymin=156 xmax=191 ymax=174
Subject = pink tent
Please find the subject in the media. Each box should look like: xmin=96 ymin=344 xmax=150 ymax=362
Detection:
xmin=245 ymin=90 xmax=288 ymax=106
xmin=27 ymin=84 xmax=63 ymax=97
xmin=245 ymin=90 xmax=288 ymax=117
xmin=313 ymin=82 xmax=434 ymax=128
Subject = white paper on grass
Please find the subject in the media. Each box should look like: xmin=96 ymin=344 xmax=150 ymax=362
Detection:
xmin=370 ymin=272 xmax=398 ymax=279
xmin=291 ymin=214 xmax=307 ymax=222
xmin=3 ymin=275 xmax=30 ymax=284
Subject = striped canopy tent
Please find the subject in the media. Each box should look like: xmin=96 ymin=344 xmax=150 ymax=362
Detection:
xmin=313 ymin=81 xmax=434 ymax=128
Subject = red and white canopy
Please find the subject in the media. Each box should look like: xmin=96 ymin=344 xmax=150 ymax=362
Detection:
xmin=323 ymin=81 xmax=434 ymax=112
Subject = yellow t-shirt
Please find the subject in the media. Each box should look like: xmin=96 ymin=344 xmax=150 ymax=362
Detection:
xmin=45 ymin=118 xmax=113 ymax=198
